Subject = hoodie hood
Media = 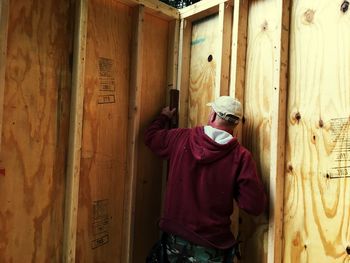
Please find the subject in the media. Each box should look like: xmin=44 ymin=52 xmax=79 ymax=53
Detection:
xmin=189 ymin=126 xmax=238 ymax=163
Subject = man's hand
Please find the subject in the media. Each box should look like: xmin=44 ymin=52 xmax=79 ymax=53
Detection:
xmin=161 ymin=106 xmax=176 ymax=119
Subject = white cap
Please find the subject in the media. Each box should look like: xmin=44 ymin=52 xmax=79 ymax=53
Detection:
xmin=207 ymin=96 xmax=243 ymax=122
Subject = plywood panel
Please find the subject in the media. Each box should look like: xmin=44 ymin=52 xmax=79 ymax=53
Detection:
xmin=0 ymin=0 xmax=74 ymax=261
xmin=188 ymin=14 xmax=220 ymax=127
xmin=133 ymin=13 xmax=169 ymax=263
xmin=241 ymin=0 xmax=284 ymax=262
xmin=76 ymin=0 xmax=132 ymax=262
xmin=283 ymin=0 xmax=350 ymax=262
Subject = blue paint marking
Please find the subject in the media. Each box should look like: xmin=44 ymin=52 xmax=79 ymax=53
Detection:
xmin=191 ymin=37 xmax=206 ymax=46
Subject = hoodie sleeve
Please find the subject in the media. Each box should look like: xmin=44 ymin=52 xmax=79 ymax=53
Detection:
xmin=144 ymin=114 xmax=182 ymax=159
xmin=234 ymin=150 xmax=267 ymax=216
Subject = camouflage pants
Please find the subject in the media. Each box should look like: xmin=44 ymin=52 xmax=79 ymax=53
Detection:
xmin=165 ymin=234 xmax=234 ymax=263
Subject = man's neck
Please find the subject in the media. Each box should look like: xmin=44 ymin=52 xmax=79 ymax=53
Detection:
xmin=209 ymin=124 xmax=233 ymax=135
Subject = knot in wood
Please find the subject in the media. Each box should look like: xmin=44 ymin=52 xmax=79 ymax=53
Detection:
xmin=261 ymin=20 xmax=268 ymax=31
xmin=341 ymin=0 xmax=349 ymax=12
xmin=346 ymin=246 xmax=350 ymax=255
xmin=295 ymin=112 xmax=301 ymax=121
xmin=304 ymin=9 xmax=315 ymax=24
xmin=319 ymin=119 xmax=324 ymax=128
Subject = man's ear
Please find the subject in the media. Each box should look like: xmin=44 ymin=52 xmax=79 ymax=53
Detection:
xmin=210 ymin=112 xmax=216 ymax=123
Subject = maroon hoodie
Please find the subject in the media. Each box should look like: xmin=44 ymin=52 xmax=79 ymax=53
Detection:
xmin=144 ymin=114 xmax=266 ymax=249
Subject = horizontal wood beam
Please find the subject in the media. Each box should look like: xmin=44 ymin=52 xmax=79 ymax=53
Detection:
xmin=118 ymin=0 xmax=180 ymax=20
xmin=179 ymin=0 xmax=231 ymax=19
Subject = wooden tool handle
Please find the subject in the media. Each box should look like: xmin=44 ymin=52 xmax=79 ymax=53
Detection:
xmin=169 ymin=89 xmax=179 ymax=129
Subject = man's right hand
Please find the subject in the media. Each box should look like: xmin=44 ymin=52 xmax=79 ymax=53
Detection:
xmin=161 ymin=106 xmax=176 ymax=119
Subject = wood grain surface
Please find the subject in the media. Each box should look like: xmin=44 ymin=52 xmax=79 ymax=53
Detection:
xmin=188 ymin=14 xmax=219 ymax=127
xmin=133 ymin=12 xmax=169 ymax=263
xmin=0 ymin=0 xmax=74 ymax=262
xmin=76 ymin=0 xmax=131 ymax=261
xmin=240 ymin=0 xmax=284 ymax=262
xmin=283 ymin=0 xmax=350 ymax=262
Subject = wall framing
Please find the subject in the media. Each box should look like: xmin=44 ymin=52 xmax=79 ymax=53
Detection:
xmin=3 ymin=0 xmax=338 ymax=261
xmin=63 ymin=1 xmax=88 ymax=262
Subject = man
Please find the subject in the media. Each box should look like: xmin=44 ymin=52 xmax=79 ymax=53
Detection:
xmin=144 ymin=96 xmax=266 ymax=262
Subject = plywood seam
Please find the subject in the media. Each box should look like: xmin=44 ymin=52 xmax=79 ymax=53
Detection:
xmin=63 ymin=0 xmax=88 ymax=262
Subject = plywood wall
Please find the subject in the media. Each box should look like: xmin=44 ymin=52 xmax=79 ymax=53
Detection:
xmin=133 ymin=12 xmax=170 ymax=263
xmin=188 ymin=14 xmax=220 ymax=127
xmin=241 ymin=0 xmax=286 ymax=262
xmin=0 ymin=0 xmax=179 ymax=261
xmin=283 ymin=0 xmax=350 ymax=262
xmin=75 ymin=0 xmax=132 ymax=261
xmin=0 ymin=0 xmax=74 ymax=262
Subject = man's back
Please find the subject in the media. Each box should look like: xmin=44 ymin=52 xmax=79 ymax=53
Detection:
xmin=144 ymin=114 xmax=266 ymax=250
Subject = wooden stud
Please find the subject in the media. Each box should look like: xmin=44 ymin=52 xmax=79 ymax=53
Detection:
xmin=219 ymin=2 xmax=233 ymax=96
xmin=121 ymin=5 xmax=144 ymax=263
xmin=229 ymin=0 xmax=249 ymax=242
xmin=230 ymin=0 xmax=248 ymax=140
xmin=160 ymin=18 xmax=180 ymax=215
xmin=0 ymin=0 xmax=9 ymax=155
xmin=268 ymin=0 xmax=290 ymax=262
xmin=229 ymin=0 xmax=239 ymax=96
xmin=178 ymin=19 xmax=191 ymax=128
xmin=62 ymin=0 xmax=88 ymax=262
xmin=215 ymin=3 xmax=225 ymax=99
xmin=167 ymin=19 xmax=180 ymax=93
